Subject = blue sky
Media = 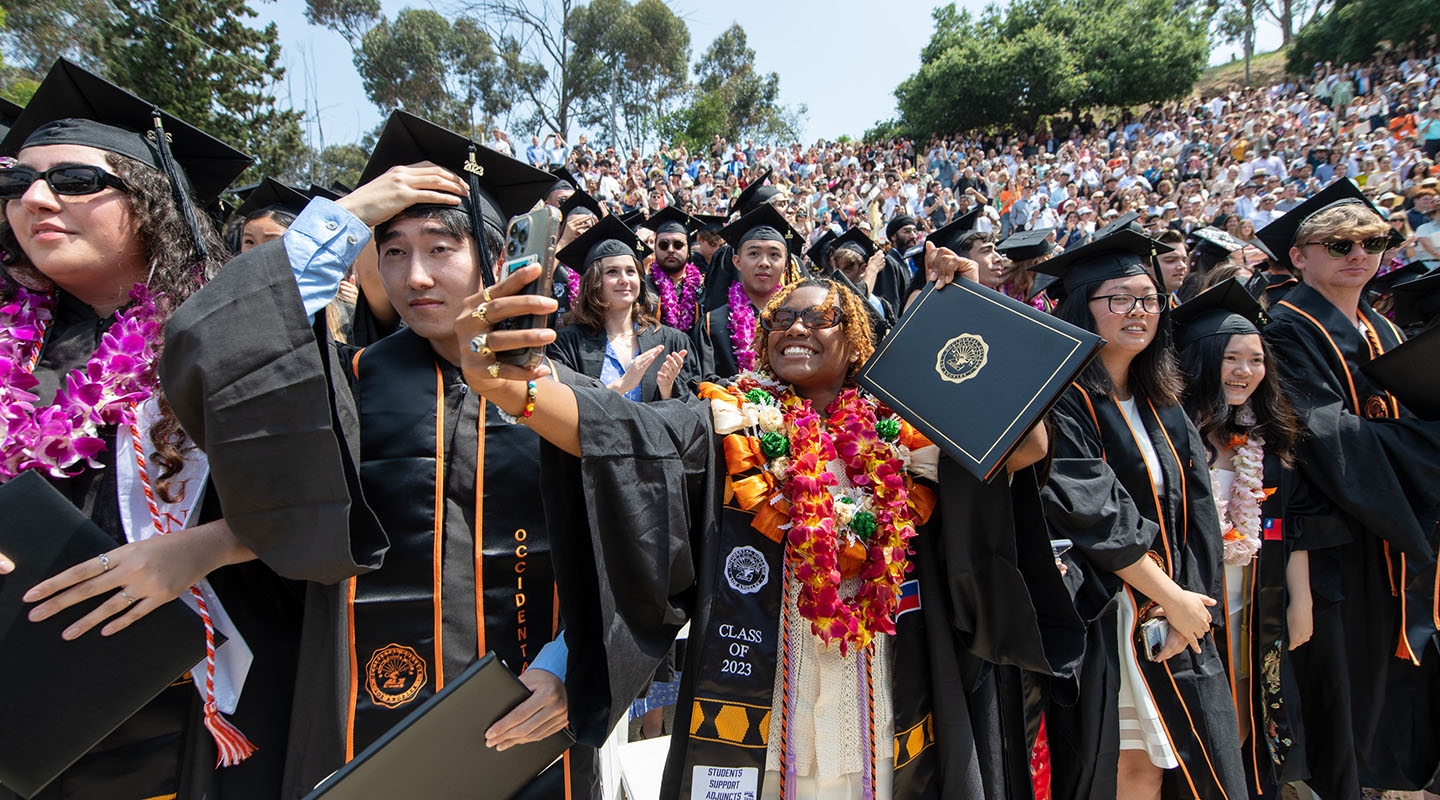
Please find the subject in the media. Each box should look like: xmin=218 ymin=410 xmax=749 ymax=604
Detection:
xmin=253 ymin=0 xmax=1282 ymax=150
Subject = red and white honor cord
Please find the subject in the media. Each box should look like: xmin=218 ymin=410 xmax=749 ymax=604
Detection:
xmin=127 ymin=416 xmax=256 ymax=767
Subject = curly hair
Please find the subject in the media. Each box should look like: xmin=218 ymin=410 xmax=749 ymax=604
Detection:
xmin=1 ymin=152 xmax=228 ymax=502
xmin=755 ymin=276 xmax=875 ymax=380
xmin=1178 ymin=332 xmax=1302 ymax=467
xmin=561 ymin=255 xmax=660 ymax=334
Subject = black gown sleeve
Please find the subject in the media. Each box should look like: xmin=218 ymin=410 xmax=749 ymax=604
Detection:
xmin=160 ymin=239 xmax=387 ymax=584
xmin=540 ymin=382 xmax=715 ymax=746
xmin=1263 ymin=318 xmax=1440 ymax=559
xmin=546 ymin=324 xmax=586 ymax=375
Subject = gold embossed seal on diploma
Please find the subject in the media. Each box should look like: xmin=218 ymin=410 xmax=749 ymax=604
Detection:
xmin=935 ymin=333 xmax=989 ymax=385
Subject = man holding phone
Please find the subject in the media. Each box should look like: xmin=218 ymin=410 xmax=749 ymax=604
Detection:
xmin=162 ymin=111 xmax=600 ymax=800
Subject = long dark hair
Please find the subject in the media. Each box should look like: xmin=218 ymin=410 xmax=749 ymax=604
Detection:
xmin=1054 ymin=277 xmax=1185 ymax=408
xmin=1177 ymin=333 xmax=1302 ymax=466
xmin=562 ymin=255 xmax=660 ymax=334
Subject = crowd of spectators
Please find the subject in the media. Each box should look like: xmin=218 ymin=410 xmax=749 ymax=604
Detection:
xmin=485 ymin=45 xmax=1440 ymax=272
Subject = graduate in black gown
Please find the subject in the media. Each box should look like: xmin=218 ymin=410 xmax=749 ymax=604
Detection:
xmin=0 ymin=58 xmax=299 ymax=800
xmin=641 ymin=207 xmax=707 ymax=333
xmin=701 ymin=168 xmax=786 ymax=313
xmin=1034 ymin=231 xmax=1246 ymax=800
xmin=451 ymin=250 xmax=1086 ymax=799
xmin=1253 ymin=180 xmax=1440 ymax=798
xmin=160 ymin=111 xmax=598 ymax=800
xmin=820 ymin=227 xmax=895 ymax=340
xmin=549 ymin=214 xmax=700 ymax=402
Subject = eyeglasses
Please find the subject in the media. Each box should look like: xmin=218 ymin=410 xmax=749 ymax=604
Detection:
xmin=760 ymin=305 xmax=845 ymax=332
xmin=1090 ymin=293 xmax=1165 ymax=315
xmin=0 ymin=165 xmax=131 ymax=200
xmin=655 ymin=239 xmax=687 ymax=251
xmin=1300 ymin=237 xmax=1389 ymax=258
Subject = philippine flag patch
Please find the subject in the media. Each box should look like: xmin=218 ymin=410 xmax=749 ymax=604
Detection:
xmin=896 ymin=580 xmax=921 ymax=618
xmin=1262 ymin=518 xmax=1283 ymax=541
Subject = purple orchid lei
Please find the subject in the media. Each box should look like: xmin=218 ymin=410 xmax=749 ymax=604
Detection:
xmin=0 ymin=283 xmax=163 ymax=482
xmin=566 ymin=267 xmax=582 ymax=309
xmin=728 ymin=280 xmax=759 ymax=372
xmin=651 ymin=261 xmax=702 ymax=331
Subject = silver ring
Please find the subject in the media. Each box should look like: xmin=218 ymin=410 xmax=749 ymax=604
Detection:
xmin=469 ymin=333 xmax=490 ymax=356
xmin=98 ymin=553 xmax=112 ymax=571
xmin=119 ymin=589 xmax=136 ymax=605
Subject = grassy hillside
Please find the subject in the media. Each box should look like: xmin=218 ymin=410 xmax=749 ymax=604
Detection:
xmin=1194 ymin=49 xmax=1290 ymax=97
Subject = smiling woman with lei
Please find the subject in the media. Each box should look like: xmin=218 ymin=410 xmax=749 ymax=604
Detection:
xmin=455 ymin=256 xmax=1085 ymax=800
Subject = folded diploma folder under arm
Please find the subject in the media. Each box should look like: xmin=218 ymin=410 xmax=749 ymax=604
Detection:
xmin=0 ymin=471 xmax=208 ymax=799
xmin=305 ymin=653 xmax=575 ymax=800
xmin=856 ymin=280 xmax=1103 ymax=482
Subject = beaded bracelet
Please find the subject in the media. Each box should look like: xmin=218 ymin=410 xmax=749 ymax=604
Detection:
xmin=498 ymin=380 xmax=539 ymax=425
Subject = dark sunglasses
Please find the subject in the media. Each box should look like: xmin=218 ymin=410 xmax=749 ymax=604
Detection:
xmin=0 ymin=165 xmax=130 ymax=201
xmin=760 ymin=305 xmax=845 ymax=332
xmin=655 ymin=240 xmax=687 ymax=251
xmin=1300 ymin=237 xmax=1389 ymax=258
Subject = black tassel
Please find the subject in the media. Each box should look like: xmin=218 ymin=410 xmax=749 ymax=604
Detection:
xmin=467 ymin=143 xmax=495 ymax=289
xmin=150 ymin=110 xmax=208 ymax=264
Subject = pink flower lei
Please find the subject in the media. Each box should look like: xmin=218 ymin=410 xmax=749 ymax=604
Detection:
xmin=651 ymin=261 xmax=702 ymax=331
xmin=728 ymin=281 xmax=759 ymax=372
xmin=0 ymin=283 xmax=164 ymax=482
xmin=1218 ymin=405 xmax=1265 ymax=566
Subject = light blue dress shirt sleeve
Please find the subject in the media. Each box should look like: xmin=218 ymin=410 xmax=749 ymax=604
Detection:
xmin=282 ymin=197 xmax=372 ymax=322
xmin=527 ymin=630 xmax=568 ymax=680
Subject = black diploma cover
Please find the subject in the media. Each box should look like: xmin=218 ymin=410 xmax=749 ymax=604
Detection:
xmin=305 ymin=653 xmax=574 ymax=800
xmin=1362 ymin=323 xmax=1440 ymax=420
xmin=857 ymin=280 xmax=1103 ymax=482
xmin=0 ymin=471 xmax=207 ymax=799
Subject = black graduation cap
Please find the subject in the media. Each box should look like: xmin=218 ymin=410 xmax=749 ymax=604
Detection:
xmin=1031 ymin=228 xmax=1171 ymax=301
xmin=805 ymin=229 xmax=838 ymax=267
xmin=643 ymin=206 xmax=699 ymax=237
xmin=1171 ymin=277 xmax=1265 ymax=350
xmin=733 ymin=168 xmax=778 ymax=216
xmin=694 ymin=213 xmax=727 ymax=233
xmin=1028 ymin=272 xmax=1060 ymax=302
xmin=1368 ymin=261 xmax=1428 ymax=295
xmin=1387 ymin=267 xmax=1440 ymax=328
xmin=1254 ymin=179 xmax=1392 ymax=272
xmin=233 ymin=177 xmax=309 ymax=221
xmin=1189 ymin=226 xmax=1248 ymax=258
xmin=720 ymin=203 xmax=803 ymax=255
xmin=554 ymin=213 xmax=651 ymax=272
xmin=1093 ymin=210 xmax=1144 ymax=241
xmin=0 ymin=97 xmax=23 ymax=143
xmin=927 ymin=206 xmax=983 ymax=252
xmin=4 ymin=60 xmax=252 ymax=206
xmin=559 ymin=188 xmax=604 ymax=220
xmin=308 ymin=182 xmax=345 ymax=202
xmin=548 ymin=165 xmax=581 ymax=194
xmin=618 ymin=208 xmax=648 ymax=228
xmin=828 ymin=227 xmax=877 ymax=262
xmin=359 ymin=111 xmax=552 ymax=286
xmin=996 ymin=228 xmax=1056 ymax=262
xmin=3 ymin=59 xmax=254 ymax=260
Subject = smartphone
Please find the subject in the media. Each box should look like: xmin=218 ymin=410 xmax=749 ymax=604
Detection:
xmin=494 ymin=205 xmax=562 ymax=367
xmin=1138 ymin=617 xmax=1170 ymax=662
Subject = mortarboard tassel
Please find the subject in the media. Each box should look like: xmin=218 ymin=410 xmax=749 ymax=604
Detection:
xmin=149 ymin=110 xmax=209 ymax=264
xmin=466 ymin=143 xmax=496 ymax=289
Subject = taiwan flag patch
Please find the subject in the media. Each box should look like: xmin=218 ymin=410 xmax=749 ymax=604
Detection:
xmin=896 ymin=580 xmax=922 ymax=618
xmin=1263 ymin=518 xmax=1284 ymax=541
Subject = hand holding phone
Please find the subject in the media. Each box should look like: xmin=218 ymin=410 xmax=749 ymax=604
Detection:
xmin=494 ymin=206 xmax=562 ymax=367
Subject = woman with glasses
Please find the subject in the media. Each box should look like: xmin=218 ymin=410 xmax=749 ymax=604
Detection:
xmin=0 ymin=61 xmax=296 ymax=799
xmin=1255 ymin=180 xmax=1440 ymax=799
xmin=1036 ymin=230 xmax=1245 ymax=800
xmin=453 ymin=252 xmax=1078 ymax=800
xmin=549 ymin=215 xmax=698 ymax=402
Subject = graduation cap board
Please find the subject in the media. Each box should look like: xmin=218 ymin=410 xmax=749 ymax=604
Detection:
xmin=733 ymin=167 xmax=778 ymax=215
xmin=1093 ymin=210 xmax=1144 ymax=241
xmin=308 ymin=182 xmax=345 ymax=202
xmin=643 ymin=206 xmax=699 ymax=237
xmin=694 ymin=213 xmax=727 ymax=233
xmin=1362 ymin=323 xmax=1440 ymax=420
xmin=1386 ymin=266 xmax=1440 ymax=329
xmin=805 ymin=229 xmax=838 ymax=267
xmin=548 ymin=165 xmax=581 ymax=194
xmin=927 ymin=207 xmax=983 ymax=252
xmin=1 ymin=59 xmax=251 ymax=206
xmin=0 ymin=97 xmax=22 ymax=143
xmin=233 ymin=177 xmax=310 ymax=221
xmin=304 ymin=653 xmax=574 ymax=800
xmin=828 ymin=226 xmax=877 ymax=262
xmin=555 ymin=212 xmax=651 ymax=272
xmin=1170 ymin=278 xmax=1265 ymax=350
xmin=618 ymin=209 xmax=648 ymax=228
xmin=996 ymin=228 xmax=1055 ymax=262
xmin=1189 ymin=226 xmax=1248 ymax=257
xmin=360 ymin=111 xmax=553 ymax=288
xmin=0 ymin=472 xmax=208 ymax=799
xmin=856 ymin=281 xmax=1103 ymax=482
xmin=1031 ymin=228 xmax=1171 ymax=302
xmin=720 ymin=203 xmax=804 ymax=256
xmin=558 ymin=188 xmax=604 ymax=220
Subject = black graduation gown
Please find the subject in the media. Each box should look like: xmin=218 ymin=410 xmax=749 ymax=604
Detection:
xmin=538 ymin=385 xmax=1086 ymax=800
xmin=159 ymin=242 xmax=598 ymax=800
xmin=690 ymin=304 xmax=748 ymax=382
xmin=876 ymin=249 xmax=913 ymax=314
xmin=548 ymin=323 xmax=701 ymax=401
xmin=1040 ymin=384 xmax=1246 ymax=800
xmin=1262 ymin=282 xmax=1440 ymax=797
xmin=700 ymin=245 xmax=738 ymax=313
xmin=2 ymin=291 xmax=302 ymax=800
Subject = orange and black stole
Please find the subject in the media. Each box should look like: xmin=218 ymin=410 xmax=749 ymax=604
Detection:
xmin=343 ymin=329 xmax=561 ymax=759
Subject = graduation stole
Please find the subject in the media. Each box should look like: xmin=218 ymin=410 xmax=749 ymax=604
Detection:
xmin=345 ymin=330 xmax=558 ymax=757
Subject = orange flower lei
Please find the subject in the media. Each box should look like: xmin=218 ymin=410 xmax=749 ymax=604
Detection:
xmin=709 ymin=374 xmax=931 ymax=655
